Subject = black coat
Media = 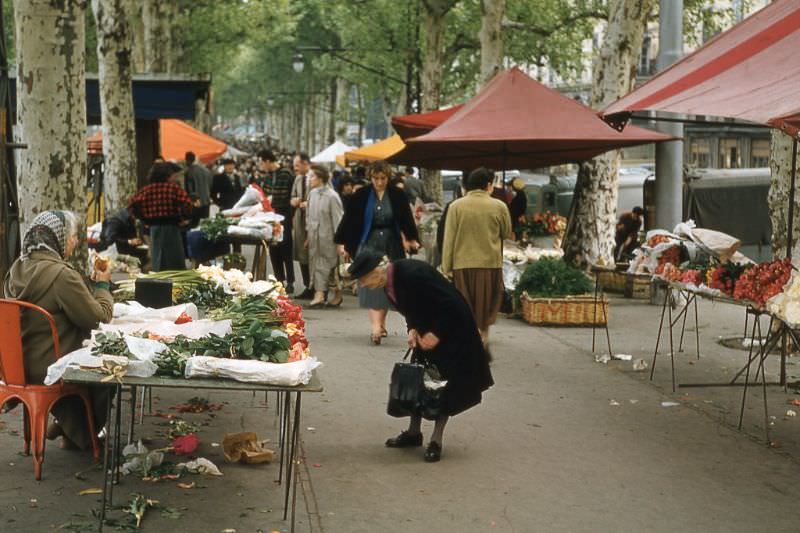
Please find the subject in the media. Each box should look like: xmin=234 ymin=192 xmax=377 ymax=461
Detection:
xmin=334 ymin=185 xmax=419 ymax=259
xmin=211 ymin=172 xmax=244 ymax=210
xmin=391 ymin=259 xmax=493 ymax=417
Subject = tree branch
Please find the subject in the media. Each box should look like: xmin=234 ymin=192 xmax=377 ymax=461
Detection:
xmin=502 ymin=10 xmax=606 ymax=38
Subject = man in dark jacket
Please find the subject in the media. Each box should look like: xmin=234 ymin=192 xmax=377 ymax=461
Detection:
xmin=98 ymin=208 xmax=149 ymax=267
xmin=614 ymin=206 xmax=644 ymax=261
xmin=259 ymin=149 xmax=296 ymax=293
xmin=211 ymin=159 xmax=244 ymax=210
xmin=184 ymin=151 xmax=213 ymax=223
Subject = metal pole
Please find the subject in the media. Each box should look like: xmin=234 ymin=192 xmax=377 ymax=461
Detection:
xmin=654 ymin=0 xmax=684 ymax=231
xmin=787 ymin=137 xmax=798 ymax=260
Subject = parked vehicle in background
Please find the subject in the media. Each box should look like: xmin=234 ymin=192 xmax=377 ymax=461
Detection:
xmin=683 ymin=167 xmax=771 ymax=262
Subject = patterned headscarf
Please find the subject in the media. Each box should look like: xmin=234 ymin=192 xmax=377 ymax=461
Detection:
xmin=21 ymin=210 xmax=72 ymax=259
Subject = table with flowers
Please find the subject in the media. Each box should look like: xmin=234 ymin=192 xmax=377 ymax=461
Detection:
xmin=49 ymin=265 xmax=321 ymax=532
xmin=623 ymin=227 xmax=800 ymax=443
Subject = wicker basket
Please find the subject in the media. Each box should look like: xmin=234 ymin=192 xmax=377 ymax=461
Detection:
xmin=596 ymin=270 xmax=626 ymax=293
xmin=624 ymin=275 xmax=652 ymax=299
xmin=521 ymin=293 xmax=608 ymax=326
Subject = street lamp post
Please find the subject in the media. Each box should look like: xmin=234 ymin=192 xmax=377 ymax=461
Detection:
xmin=293 ymin=46 xmax=415 ymax=114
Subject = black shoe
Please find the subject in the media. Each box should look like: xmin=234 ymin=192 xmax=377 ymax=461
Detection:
xmin=295 ymin=288 xmax=314 ymax=300
xmin=385 ymin=431 xmax=423 ymax=448
xmin=424 ymin=441 xmax=441 ymax=462
xmin=285 ymin=284 xmax=294 ymax=294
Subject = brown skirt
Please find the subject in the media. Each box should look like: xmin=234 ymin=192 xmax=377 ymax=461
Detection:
xmin=452 ymin=268 xmax=504 ymax=331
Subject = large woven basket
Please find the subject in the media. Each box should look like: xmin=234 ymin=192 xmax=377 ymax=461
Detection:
xmin=521 ymin=293 xmax=608 ymax=326
xmin=624 ymin=274 xmax=652 ymax=299
xmin=596 ymin=270 xmax=626 ymax=293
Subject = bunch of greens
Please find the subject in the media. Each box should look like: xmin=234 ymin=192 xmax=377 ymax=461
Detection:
xmin=200 ymin=215 xmax=233 ymax=242
xmin=207 ymin=295 xmax=281 ymax=328
xmin=92 ymin=332 xmax=132 ymax=358
xmin=165 ymin=323 xmax=290 ymax=364
xmin=514 ymin=258 xmax=593 ymax=301
xmin=174 ymin=281 xmax=228 ymax=310
xmin=153 ymin=348 xmax=190 ymax=378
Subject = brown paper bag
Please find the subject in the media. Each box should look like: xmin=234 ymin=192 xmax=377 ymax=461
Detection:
xmin=222 ymin=432 xmax=274 ymax=464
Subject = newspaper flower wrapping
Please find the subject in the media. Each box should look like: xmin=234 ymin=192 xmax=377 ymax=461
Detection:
xmin=185 ymin=356 xmax=321 ymax=386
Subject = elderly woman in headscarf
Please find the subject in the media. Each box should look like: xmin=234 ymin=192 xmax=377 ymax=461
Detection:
xmin=347 ymin=251 xmax=493 ymax=462
xmin=3 ymin=210 xmax=114 ymax=450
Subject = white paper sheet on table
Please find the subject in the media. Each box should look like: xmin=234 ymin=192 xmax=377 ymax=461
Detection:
xmin=44 ymin=347 xmax=158 ymax=386
xmin=112 ymin=302 xmax=199 ymax=322
xmin=185 ymin=356 xmax=321 ymax=386
xmin=98 ymin=318 xmax=231 ymax=339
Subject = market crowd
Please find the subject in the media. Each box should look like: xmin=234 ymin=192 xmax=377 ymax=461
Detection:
xmin=3 ymin=139 xmax=532 ymax=461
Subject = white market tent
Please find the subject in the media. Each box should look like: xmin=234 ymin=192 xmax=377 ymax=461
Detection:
xmin=310 ymin=140 xmax=355 ymax=164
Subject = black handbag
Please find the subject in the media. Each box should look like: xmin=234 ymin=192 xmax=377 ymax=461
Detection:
xmin=387 ymin=349 xmax=448 ymax=420
xmin=387 ymin=349 xmax=425 ymax=418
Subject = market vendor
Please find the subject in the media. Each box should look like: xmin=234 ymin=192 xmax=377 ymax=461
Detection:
xmin=614 ymin=206 xmax=644 ymax=261
xmin=3 ymin=210 xmax=114 ymax=450
xmin=348 ymin=251 xmax=494 ymax=463
xmin=129 ymin=162 xmax=195 ymax=271
xmin=98 ymin=207 xmax=149 ymax=269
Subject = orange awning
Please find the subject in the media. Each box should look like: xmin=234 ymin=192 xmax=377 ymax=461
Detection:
xmin=86 ymin=120 xmax=228 ymax=164
xmin=343 ymin=135 xmax=406 ymax=164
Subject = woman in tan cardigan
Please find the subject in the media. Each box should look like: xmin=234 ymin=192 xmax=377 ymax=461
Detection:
xmin=3 ymin=210 xmax=114 ymax=450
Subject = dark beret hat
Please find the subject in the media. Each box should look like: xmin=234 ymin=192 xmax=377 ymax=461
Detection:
xmin=347 ymin=250 xmax=385 ymax=279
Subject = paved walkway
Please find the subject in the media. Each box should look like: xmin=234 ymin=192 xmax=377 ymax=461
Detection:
xmin=3 ymin=284 xmax=800 ymax=532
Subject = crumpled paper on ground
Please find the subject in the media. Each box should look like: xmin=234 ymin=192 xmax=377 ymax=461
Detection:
xmin=121 ymin=441 xmax=164 ymax=476
xmin=177 ymin=458 xmax=223 ymax=476
xmin=99 ymin=318 xmax=232 ymax=339
xmin=185 ymin=357 xmax=321 ymax=386
xmin=222 ymin=432 xmax=274 ymax=464
xmin=44 ymin=348 xmax=158 ymax=386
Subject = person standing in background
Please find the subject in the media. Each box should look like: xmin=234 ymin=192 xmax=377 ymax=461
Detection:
xmin=258 ymin=150 xmax=296 ymax=294
xmin=211 ymin=158 xmax=244 ymax=211
xmin=402 ymin=166 xmax=427 ymax=206
xmin=291 ymin=152 xmax=314 ymax=299
xmin=183 ymin=151 xmax=213 ymax=224
xmin=507 ymin=178 xmax=528 ymax=240
xmin=129 ymin=162 xmax=195 ymax=272
xmin=306 ymin=165 xmax=344 ymax=308
xmin=335 ymin=161 xmax=420 ymax=344
xmin=441 ymin=167 xmax=511 ymax=346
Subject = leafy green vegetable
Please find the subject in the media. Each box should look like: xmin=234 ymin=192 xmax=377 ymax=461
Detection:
xmin=200 ymin=215 xmax=234 ymax=242
xmin=92 ymin=332 xmax=132 ymax=358
xmin=514 ymin=258 xmax=593 ymax=301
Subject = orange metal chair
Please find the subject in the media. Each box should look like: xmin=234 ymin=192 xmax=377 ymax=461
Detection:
xmin=0 ymin=298 xmax=100 ymax=480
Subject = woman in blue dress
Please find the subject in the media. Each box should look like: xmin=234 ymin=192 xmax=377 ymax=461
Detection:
xmin=335 ymin=162 xmax=420 ymax=344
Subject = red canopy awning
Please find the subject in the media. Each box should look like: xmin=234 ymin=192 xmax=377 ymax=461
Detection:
xmin=388 ymin=67 xmax=673 ymax=170
xmin=392 ymin=105 xmax=463 ymax=140
xmin=604 ymin=0 xmax=800 ymax=138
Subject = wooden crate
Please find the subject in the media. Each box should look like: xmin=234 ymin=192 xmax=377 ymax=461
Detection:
xmin=624 ymin=275 xmax=652 ymax=299
xmin=521 ymin=293 xmax=608 ymax=326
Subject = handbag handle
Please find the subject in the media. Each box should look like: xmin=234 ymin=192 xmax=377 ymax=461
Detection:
xmin=402 ymin=347 xmax=413 ymax=361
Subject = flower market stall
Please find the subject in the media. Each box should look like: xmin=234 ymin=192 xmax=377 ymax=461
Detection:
xmin=187 ymin=183 xmax=285 ymax=278
xmin=606 ymin=220 xmax=800 ymax=444
xmin=52 ymin=266 xmax=320 ymax=531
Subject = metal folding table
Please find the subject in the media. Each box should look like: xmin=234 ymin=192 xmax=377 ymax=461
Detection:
xmin=62 ymin=369 xmax=322 ymax=533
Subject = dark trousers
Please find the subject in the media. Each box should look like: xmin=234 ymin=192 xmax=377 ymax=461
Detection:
xmin=299 ymin=263 xmax=310 ymax=288
xmin=270 ymin=240 xmax=294 ymax=284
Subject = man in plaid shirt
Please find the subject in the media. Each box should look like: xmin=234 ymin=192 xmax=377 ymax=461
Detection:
xmin=258 ymin=149 xmax=296 ymax=292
